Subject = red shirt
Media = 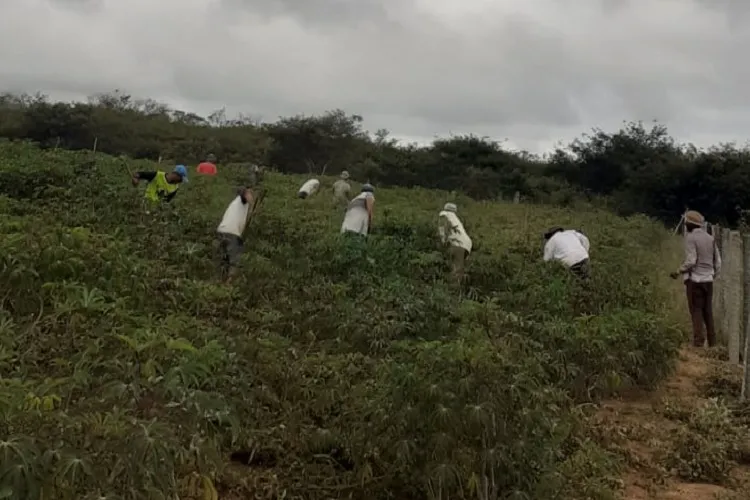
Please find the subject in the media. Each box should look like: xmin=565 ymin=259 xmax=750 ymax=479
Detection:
xmin=196 ymin=162 xmax=217 ymax=175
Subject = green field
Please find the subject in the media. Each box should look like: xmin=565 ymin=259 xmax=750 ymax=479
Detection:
xmin=0 ymin=140 xmax=686 ymax=499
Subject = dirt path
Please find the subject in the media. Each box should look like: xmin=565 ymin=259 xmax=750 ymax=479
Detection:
xmin=595 ymin=348 xmax=750 ymax=499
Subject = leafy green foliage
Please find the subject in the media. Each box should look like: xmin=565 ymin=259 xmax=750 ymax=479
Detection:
xmin=664 ymin=399 xmax=749 ymax=484
xmin=0 ymin=141 xmax=684 ymax=499
xmin=9 ymin=90 xmax=750 ymax=226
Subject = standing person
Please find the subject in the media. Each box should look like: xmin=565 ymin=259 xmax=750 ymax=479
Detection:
xmin=438 ymin=203 xmax=472 ymax=283
xmin=132 ymin=165 xmax=188 ymax=204
xmin=341 ymin=184 xmax=375 ymax=236
xmin=298 ymin=178 xmax=320 ymax=199
xmin=216 ymin=187 xmax=255 ymax=283
xmin=670 ymin=210 xmax=721 ymax=347
xmin=248 ymin=164 xmax=265 ymax=188
xmin=543 ymin=226 xmax=591 ymax=278
xmin=332 ymin=171 xmax=352 ymax=210
xmin=196 ymin=154 xmax=218 ymax=176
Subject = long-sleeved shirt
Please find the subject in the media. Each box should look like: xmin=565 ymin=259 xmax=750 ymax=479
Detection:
xmin=543 ymin=230 xmax=590 ymax=267
xmin=136 ymin=171 xmax=179 ymax=202
xmin=438 ymin=211 xmax=472 ymax=253
xmin=679 ymin=228 xmax=721 ymax=283
xmin=332 ymin=179 xmax=351 ymax=202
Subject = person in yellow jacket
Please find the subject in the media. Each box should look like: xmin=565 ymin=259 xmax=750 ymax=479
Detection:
xmin=131 ymin=165 xmax=188 ymax=203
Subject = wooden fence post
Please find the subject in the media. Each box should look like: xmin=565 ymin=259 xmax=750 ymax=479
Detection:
xmin=727 ymin=231 xmax=743 ymax=363
xmin=714 ymin=224 xmax=724 ymax=325
xmin=742 ymin=234 xmax=750 ymax=400
xmin=720 ymin=229 xmax=731 ymax=346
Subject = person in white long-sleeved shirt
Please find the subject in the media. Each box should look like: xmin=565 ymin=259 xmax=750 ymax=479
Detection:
xmin=438 ymin=203 xmax=472 ymax=283
xmin=298 ymin=179 xmax=320 ymax=199
xmin=217 ymin=187 xmax=255 ymax=282
xmin=543 ymin=227 xmax=590 ymax=278
xmin=341 ymin=184 xmax=375 ymax=236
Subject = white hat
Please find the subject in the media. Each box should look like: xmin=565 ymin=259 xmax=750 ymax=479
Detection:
xmin=443 ymin=203 xmax=457 ymax=213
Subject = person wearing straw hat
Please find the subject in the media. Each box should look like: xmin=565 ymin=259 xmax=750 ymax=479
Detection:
xmin=332 ymin=170 xmax=352 ymax=210
xmin=543 ymin=226 xmax=591 ymax=279
xmin=670 ymin=210 xmax=721 ymax=347
xmin=438 ymin=202 xmax=472 ymax=283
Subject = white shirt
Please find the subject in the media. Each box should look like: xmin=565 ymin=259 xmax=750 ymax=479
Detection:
xmin=543 ymin=230 xmax=590 ymax=267
xmin=298 ymin=179 xmax=320 ymax=196
xmin=341 ymin=192 xmax=374 ymax=235
xmin=438 ymin=211 xmax=472 ymax=253
xmin=333 ymin=179 xmax=351 ymax=199
xmin=217 ymin=195 xmax=251 ymax=237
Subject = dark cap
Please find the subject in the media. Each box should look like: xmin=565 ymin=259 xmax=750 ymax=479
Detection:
xmin=543 ymin=226 xmax=564 ymax=240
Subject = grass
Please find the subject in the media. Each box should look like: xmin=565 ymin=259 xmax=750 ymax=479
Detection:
xmin=0 ymin=140 xmax=686 ymax=499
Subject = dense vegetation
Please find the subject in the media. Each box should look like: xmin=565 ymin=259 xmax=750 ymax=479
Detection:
xmin=2 ymin=90 xmax=750 ymax=226
xmin=0 ymin=139 xmax=686 ymax=499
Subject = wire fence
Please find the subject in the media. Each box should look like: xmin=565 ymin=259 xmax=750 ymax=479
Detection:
xmin=710 ymin=224 xmax=750 ymax=401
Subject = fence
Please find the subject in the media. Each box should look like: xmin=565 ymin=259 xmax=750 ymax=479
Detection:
xmin=709 ymin=224 xmax=750 ymax=401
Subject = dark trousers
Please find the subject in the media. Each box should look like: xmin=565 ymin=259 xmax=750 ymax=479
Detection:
xmin=570 ymin=258 xmax=590 ymax=279
xmin=685 ymin=280 xmax=716 ymax=347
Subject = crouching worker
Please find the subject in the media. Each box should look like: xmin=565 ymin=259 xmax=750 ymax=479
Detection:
xmin=132 ymin=165 xmax=188 ymax=204
xmin=298 ymin=178 xmax=320 ymax=199
xmin=341 ymin=184 xmax=375 ymax=236
xmin=438 ymin=203 xmax=472 ymax=284
xmin=217 ymin=187 xmax=255 ymax=283
xmin=543 ymin=226 xmax=590 ymax=279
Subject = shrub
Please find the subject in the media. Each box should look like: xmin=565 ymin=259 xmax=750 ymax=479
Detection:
xmin=664 ymin=399 xmax=748 ymax=484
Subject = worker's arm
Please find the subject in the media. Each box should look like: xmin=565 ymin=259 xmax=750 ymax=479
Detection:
xmin=239 ymin=188 xmax=252 ymax=205
xmin=543 ymin=240 xmax=554 ymax=262
xmin=575 ymin=231 xmax=590 ymax=252
xmin=437 ymin=215 xmax=451 ymax=244
xmin=677 ymin=236 xmax=698 ymax=274
xmin=164 ymin=191 xmax=178 ymax=203
xmin=133 ymin=171 xmax=157 ymax=182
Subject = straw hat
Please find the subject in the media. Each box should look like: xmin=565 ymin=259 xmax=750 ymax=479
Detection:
xmin=685 ymin=210 xmax=704 ymax=226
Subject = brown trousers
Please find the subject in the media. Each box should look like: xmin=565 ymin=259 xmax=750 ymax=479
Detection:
xmin=449 ymin=245 xmax=468 ymax=283
xmin=685 ymin=280 xmax=716 ymax=347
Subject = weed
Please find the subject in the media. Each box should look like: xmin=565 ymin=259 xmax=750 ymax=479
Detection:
xmin=664 ymin=399 xmax=748 ymax=484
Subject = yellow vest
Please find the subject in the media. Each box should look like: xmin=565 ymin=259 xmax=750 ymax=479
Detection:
xmin=145 ymin=172 xmax=179 ymax=203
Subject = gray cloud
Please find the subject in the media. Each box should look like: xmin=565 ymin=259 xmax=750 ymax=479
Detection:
xmin=1 ymin=0 xmax=749 ymax=152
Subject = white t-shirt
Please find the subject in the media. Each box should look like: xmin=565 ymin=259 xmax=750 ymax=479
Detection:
xmin=333 ymin=179 xmax=351 ymax=199
xmin=543 ymin=230 xmax=590 ymax=267
xmin=341 ymin=192 xmax=374 ymax=235
xmin=298 ymin=179 xmax=320 ymax=196
xmin=438 ymin=211 xmax=472 ymax=253
xmin=217 ymin=195 xmax=251 ymax=237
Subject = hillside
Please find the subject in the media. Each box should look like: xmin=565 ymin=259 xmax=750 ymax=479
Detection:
xmin=0 ymin=140 xmax=745 ymax=499
xmin=5 ymin=91 xmax=750 ymax=227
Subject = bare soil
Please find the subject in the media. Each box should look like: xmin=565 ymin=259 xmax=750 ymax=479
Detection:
xmin=597 ymin=348 xmax=750 ymax=499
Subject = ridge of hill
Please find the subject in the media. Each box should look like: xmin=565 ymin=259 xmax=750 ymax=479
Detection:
xmin=1 ymin=140 xmax=746 ymax=499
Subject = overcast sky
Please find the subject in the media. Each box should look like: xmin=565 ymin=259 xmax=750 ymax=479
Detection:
xmin=1 ymin=0 xmax=749 ymax=153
